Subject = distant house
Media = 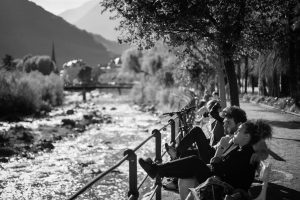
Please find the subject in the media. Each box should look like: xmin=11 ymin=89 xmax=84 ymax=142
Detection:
xmin=61 ymin=59 xmax=92 ymax=86
xmin=114 ymin=57 xmax=122 ymax=67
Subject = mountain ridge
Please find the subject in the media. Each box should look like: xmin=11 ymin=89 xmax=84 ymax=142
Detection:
xmin=0 ymin=0 xmax=112 ymax=67
xmin=59 ymin=0 xmax=121 ymax=42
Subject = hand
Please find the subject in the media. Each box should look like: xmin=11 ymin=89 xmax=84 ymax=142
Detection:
xmin=210 ymin=156 xmax=222 ymax=164
xmin=219 ymin=136 xmax=230 ymax=147
xmin=209 ymin=102 xmax=223 ymax=122
xmin=224 ymin=193 xmax=242 ymax=200
xmin=224 ymin=195 xmax=235 ymax=200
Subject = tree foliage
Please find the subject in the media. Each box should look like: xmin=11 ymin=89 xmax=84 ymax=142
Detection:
xmin=1 ymin=54 xmax=15 ymax=71
xmin=101 ymin=0 xmax=298 ymax=106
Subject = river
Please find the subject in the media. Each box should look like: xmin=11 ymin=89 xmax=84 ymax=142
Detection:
xmin=0 ymin=91 xmax=172 ymax=200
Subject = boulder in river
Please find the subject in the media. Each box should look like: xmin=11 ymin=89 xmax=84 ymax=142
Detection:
xmin=0 ymin=147 xmax=18 ymax=157
xmin=66 ymin=109 xmax=74 ymax=115
xmin=35 ymin=140 xmax=55 ymax=151
xmin=61 ymin=119 xmax=76 ymax=128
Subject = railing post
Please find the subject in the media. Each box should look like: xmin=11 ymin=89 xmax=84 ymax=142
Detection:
xmin=82 ymin=88 xmax=86 ymax=102
xmin=124 ymin=149 xmax=139 ymax=200
xmin=177 ymin=117 xmax=183 ymax=142
xmin=168 ymin=119 xmax=176 ymax=147
xmin=152 ymin=129 xmax=162 ymax=200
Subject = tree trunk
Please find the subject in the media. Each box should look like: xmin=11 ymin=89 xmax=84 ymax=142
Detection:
xmin=244 ymin=56 xmax=249 ymax=94
xmin=280 ymin=73 xmax=289 ymax=97
xmin=263 ymin=79 xmax=268 ymax=96
xmin=223 ymin=55 xmax=240 ymax=106
xmin=288 ymin=30 xmax=297 ymax=99
xmin=251 ymin=75 xmax=255 ymax=94
xmin=288 ymin=3 xmax=300 ymax=101
xmin=237 ymin=60 xmax=242 ymax=90
xmin=217 ymin=56 xmax=227 ymax=108
xmin=258 ymin=57 xmax=264 ymax=96
xmin=273 ymin=69 xmax=279 ymax=97
xmin=270 ymin=69 xmax=279 ymax=97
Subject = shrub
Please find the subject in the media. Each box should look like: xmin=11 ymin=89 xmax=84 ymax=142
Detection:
xmin=242 ymin=94 xmax=251 ymax=102
xmin=0 ymin=70 xmax=63 ymax=117
xmin=130 ymin=77 xmax=194 ymax=113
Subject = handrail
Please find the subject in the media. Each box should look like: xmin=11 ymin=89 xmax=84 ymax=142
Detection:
xmin=67 ymin=100 xmax=196 ymax=200
xmin=148 ymin=184 xmax=160 ymax=200
xmin=68 ymin=155 xmax=129 ymax=200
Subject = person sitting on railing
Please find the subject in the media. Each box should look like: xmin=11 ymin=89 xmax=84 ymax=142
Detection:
xmin=179 ymin=106 xmax=270 ymax=200
xmin=139 ymin=120 xmax=272 ymax=200
xmin=163 ymin=104 xmax=247 ymax=192
xmin=194 ymin=99 xmax=221 ymax=135
xmin=165 ymin=105 xmax=247 ymax=163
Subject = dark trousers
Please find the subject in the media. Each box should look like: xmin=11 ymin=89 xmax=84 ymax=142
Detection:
xmin=176 ymin=127 xmax=215 ymax=163
xmin=158 ymin=155 xmax=212 ymax=184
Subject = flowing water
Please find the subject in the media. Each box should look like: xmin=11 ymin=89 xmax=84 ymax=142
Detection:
xmin=0 ymin=91 xmax=172 ymax=200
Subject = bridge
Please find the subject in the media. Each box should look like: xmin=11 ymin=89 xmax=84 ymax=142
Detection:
xmin=64 ymin=83 xmax=135 ymax=100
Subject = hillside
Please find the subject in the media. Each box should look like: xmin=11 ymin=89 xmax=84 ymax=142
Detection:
xmin=92 ymin=34 xmax=129 ymax=57
xmin=60 ymin=0 xmax=125 ymax=45
xmin=58 ymin=0 xmax=97 ymax=24
xmin=0 ymin=0 xmax=112 ymax=67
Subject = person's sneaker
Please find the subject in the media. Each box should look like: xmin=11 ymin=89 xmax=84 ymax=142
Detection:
xmin=138 ymin=158 xmax=158 ymax=179
xmin=165 ymin=143 xmax=177 ymax=160
xmin=162 ymin=178 xmax=179 ymax=192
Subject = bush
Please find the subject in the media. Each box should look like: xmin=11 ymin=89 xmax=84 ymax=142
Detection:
xmin=0 ymin=70 xmax=63 ymax=117
xmin=130 ymin=77 xmax=194 ymax=113
xmin=241 ymin=93 xmax=300 ymax=114
xmin=242 ymin=94 xmax=251 ymax=102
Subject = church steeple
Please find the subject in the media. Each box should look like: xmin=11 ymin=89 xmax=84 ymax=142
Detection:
xmin=51 ymin=41 xmax=56 ymax=63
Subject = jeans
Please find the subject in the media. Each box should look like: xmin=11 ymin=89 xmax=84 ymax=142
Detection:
xmin=176 ymin=127 xmax=216 ymax=163
xmin=158 ymin=155 xmax=212 ymax=184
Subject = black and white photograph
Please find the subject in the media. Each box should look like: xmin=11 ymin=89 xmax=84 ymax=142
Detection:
xmin=0 ymin=0 xmax=300 ymax=200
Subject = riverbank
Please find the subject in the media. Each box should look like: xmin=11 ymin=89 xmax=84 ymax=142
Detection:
xmin=0 ymin=91 xmax=116 ymax=162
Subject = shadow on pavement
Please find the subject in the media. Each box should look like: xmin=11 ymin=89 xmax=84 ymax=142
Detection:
xmin=250 ymin=183 xmax=300 ymax=200
xmin=263 ymin=120 xmax=300 ymax=130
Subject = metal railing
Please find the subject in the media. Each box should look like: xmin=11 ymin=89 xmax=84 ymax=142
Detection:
xmin=67 ymin=102 xmax=196 ymax=200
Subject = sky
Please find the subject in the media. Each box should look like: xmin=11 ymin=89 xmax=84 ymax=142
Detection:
xmin=29 ymin=0 xmax=92 ymax=15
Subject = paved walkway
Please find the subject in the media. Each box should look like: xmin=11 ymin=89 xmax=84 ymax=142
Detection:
xmin=240 ymin=101 xmax=300 ymax=199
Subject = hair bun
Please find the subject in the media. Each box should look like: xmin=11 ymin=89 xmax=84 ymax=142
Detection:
xmin=255 ymin=120 xmax=272 ymax=139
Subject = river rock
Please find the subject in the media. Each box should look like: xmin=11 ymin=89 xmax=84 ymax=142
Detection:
xmin=83 ymin=114 xmax=94 ymax=120
xmin=0 ymin=147 xmax=18 ymax=157
xmin=0 ymin=157 xmax=9 ymax=162
xmin=66 ymin=109 xmax=74 ymax=115
xmin=19 ymin=131 xmax=34 ymax=143
xmin=61 ymin=119 xmax=76 ymax=128
xmin=35 ymin=140 xmax=55 ymax=151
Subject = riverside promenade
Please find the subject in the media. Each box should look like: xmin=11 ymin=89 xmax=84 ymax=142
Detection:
xmin=240 ymin=101 xmax=300 ymax=199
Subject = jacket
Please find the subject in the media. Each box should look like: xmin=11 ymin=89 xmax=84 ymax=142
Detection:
xmin=211 ymin=144 xmax=257 ymax=190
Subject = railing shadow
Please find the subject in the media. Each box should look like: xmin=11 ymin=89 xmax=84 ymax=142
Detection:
xmin=263 ymin=120 xmax=300 ymax=130
xmin=250 ymin=182 xmax=300 ymax=200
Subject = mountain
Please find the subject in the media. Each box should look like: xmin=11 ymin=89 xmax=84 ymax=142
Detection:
xmin=58 ymin=1 xmax=97 ymax=24
xmin=92 ymin=34 xmax=129 ymax=56
xmin=59 ymin=0 xmax=123 ymax=43
xmin=0 ymin=0 xmax=112 ymax=67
